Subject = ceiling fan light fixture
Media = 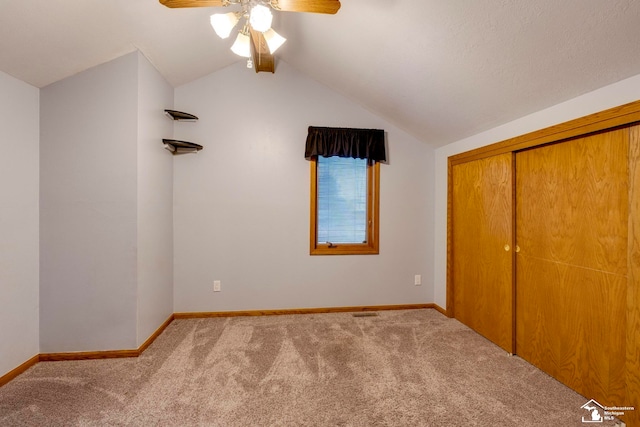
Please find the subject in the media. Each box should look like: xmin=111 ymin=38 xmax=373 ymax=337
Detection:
xmin=210 ymin=12 xmax=240 ymax=39
xmin=249 ymin=4 xmax=273 ymax=32
xmin=263 ymin=28 xmax=286 ymax=54
xmin=230 ymin=31 xmax=251 ymax=58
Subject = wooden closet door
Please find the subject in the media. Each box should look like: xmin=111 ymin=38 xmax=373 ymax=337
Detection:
xmin=515 ymin=129 xmax=629 ymax=404
xmin=626 ymin=125 xmax=640 ymax=427
xmin=452 ymin=153 xmax=514 ymax=353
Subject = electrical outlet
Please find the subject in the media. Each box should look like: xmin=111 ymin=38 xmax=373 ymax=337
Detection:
xmin=414 ymin=275 xmax=422 ymax=286
xmin=213 ymin=280 xmax=221 ymax=292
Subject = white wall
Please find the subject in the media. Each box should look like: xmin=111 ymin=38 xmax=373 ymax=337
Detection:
xmin=173 ymin=61 xmax=434 ymax=312
xmin=433 ymin=73 xmax=640 ymax=308
xmin=0 ymin=71 xmax=40 ymax=377
xmin=136 ymin=52 xmax=174 ymax=346
xmin=7 ymin=46 xmax=637 ymax=369
xmin=40 ymin=53 xmax=139 ymax=352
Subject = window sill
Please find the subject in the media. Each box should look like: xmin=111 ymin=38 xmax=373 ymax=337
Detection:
xmin=310 ymin=244 xmax=379 ymax=255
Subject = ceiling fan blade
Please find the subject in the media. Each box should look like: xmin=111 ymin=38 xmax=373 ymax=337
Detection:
xmin=159 ymin=0 xmax=227 ymax=8
xmin=249 ymin=29 xmax=275 ymax=73
xmin=271 ymin=0 xmax=341 ymax=14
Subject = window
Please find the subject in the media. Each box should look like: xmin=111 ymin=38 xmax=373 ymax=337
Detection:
xmin=310 ymin=156 xmax=380 ymax=255
xmin=305 ymin=126 xmax=385 ymax=255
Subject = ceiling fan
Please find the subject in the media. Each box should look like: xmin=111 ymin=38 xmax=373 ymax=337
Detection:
xmin=159 ymin=0 xmax=341 ymax=73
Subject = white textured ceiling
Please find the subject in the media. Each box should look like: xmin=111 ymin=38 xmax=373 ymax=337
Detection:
xmin=2 ymin=0 xmax=640 ymax=146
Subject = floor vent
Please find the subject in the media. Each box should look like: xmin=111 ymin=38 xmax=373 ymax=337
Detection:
xmin=352 ymin=312 xmax=379 ymax=317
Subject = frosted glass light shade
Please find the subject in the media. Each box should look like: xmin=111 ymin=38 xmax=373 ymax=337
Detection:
xmin=231 ymin=32 xmax=251 ymax=57
xmin=249 ymin=5 xmax=272 ymax=32
xmin=210 ymin=12 xmax=239 ymax=39
xmin=263 ymin=28 xmax=286 ymax=54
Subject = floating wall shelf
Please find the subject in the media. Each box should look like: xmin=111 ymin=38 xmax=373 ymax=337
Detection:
xmin=163 ymin=139 xmax=203 ymax=154
xmin=164 ymin=109 xmax=198 ymax=121
xmin=163 ymin=109 xmax=201 ymax=155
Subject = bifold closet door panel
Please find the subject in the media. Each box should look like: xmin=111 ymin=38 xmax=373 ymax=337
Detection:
xmin=516 ymin=129 xmax=629 ymax=404
xmin=452 ymin=153 xmax=513 ymax=353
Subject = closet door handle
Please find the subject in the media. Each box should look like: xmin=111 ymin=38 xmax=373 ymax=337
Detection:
xmin=515 ymin=245 xmax=520 ymax=253
xmin=504 ymin=244 xmax=510 ymax=251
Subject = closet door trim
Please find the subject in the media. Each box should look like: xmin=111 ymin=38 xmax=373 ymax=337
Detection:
xmin=449 ymin=100 xmax=640 ymax=167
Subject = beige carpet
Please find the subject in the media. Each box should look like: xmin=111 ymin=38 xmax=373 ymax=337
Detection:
xmin=0 ymin=309 xmax=619 ymax=426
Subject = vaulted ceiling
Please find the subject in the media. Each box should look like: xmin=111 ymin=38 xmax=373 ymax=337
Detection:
xmin=2 ymin=0 xmax=640 ymax=146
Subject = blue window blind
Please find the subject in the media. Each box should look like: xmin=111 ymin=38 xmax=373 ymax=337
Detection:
xmin=317 ymin=156 xmax=367 ymax=244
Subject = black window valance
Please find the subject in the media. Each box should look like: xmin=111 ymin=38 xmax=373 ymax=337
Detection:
xmin=305 ymin=126 xmax=386 ymax=162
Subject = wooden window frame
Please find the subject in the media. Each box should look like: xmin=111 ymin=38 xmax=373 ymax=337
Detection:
xmin=309 ymin=157 xmax=380 ymax=255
